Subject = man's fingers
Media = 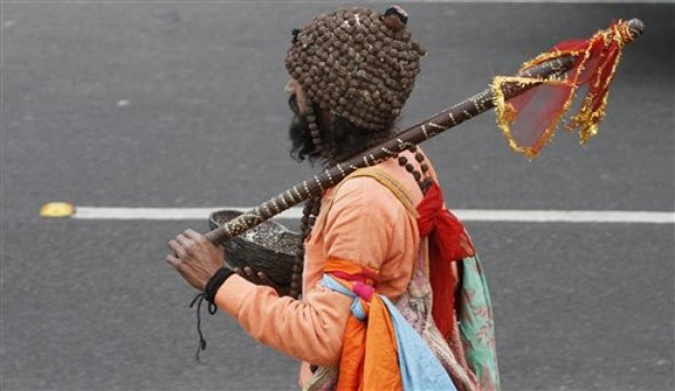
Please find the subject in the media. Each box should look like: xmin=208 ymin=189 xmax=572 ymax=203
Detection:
xmin=175 ymin=234 xmax=191 ymax=247
xmin=168 ymin=239 xmax=187 ymax=258
xmin=244 ymin=266 xmax=263 ymax=284
xmin=166 ymin=254 xmax=181 ymax=268
xmin=184 ymin=229 xmax=203 ymax=241
xmin=258 ymin=272 xmax=281 ymax=291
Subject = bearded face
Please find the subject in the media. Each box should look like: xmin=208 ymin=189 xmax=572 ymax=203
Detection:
xmin=288 ymin=95 xmax=317 ymax=163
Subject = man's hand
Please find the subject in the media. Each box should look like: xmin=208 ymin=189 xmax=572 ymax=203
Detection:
xmin=166 ymin=229 xmax=225 ymax=292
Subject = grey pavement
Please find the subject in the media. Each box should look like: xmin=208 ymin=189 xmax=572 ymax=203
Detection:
xmin=1 ymin=2 xmax=673 ymax=391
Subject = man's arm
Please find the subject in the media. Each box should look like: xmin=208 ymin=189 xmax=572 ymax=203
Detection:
xmin=216 ymin=276 xmax=352 ymax=366
xmin=215 ymin=176 xmax=414 ymax=365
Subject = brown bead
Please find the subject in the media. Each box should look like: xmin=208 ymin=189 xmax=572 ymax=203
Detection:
xmin=291 ymin=273 xmax=301 ymax=282
xmin=408 ymin=145 xmax=417 ymax=153
xmin=421 ymin=164 xmax=429 ymax=173
xmin=405 ymin=163 xmax=414 ymax=173
xmin=415 ymin=153 xmax=424 ymax=162
xmin=283 ymin=7 xmax=425 ymax=133
xmin=398 ymin=156 xmax=407 ymax=166
xmin=413 ymin=171 xmax=421 ymax=181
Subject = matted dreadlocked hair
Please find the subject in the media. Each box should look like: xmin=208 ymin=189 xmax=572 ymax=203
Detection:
xmin=289 ymin=96 xmax=395 ymax=166
xmin=284 ymin=5 xmax=428 ymax=299
xmin=287 ymin=95 xmax=396 ymax=298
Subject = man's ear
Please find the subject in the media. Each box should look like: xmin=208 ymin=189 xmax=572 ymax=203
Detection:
xmin=320 ymin=109 xmax=333 ymax=131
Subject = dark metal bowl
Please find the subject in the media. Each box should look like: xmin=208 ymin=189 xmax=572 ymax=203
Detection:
xmin=208 ymin=210 xmax=300 ymax=286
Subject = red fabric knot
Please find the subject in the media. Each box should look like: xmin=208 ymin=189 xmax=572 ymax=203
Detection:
xmin=416 ymin=181 xmax=475 ymax=260
xmin=329 ymin=266 xmax=377 ymax=301
xmin=416 ymin=180 xmax=475 ymax=342
xmin=352 ymin=282 xmax=375 ymax=301
xmin=330 ymin=270 xmax=379 ymax=286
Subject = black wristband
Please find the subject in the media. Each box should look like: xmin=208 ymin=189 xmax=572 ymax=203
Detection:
xmin=204 ymin=267 xmax=234 ymax=304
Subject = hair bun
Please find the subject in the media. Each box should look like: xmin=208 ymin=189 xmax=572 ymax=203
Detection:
xmin=382 ymin=5 xmax=408 ymax=31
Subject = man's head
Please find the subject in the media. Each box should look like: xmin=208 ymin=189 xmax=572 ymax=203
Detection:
xmin=285 ymin=6 xmax=425 ymax=164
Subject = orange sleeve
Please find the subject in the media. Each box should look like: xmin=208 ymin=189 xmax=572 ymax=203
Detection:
xmin=215 ymin=275 xmax=352 ymax=365
xmin=214 ymin=176 xmax=409 ymax=365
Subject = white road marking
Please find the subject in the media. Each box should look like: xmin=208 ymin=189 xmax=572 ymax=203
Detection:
xmin=70 ymin=206 xmax=675 ymax=224
xmin=395 ymin=0 xmax=666 ymax=3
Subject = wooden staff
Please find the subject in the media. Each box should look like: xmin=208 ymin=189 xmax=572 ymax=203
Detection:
xmin=203 ymin=18 xmax=644 ymax=246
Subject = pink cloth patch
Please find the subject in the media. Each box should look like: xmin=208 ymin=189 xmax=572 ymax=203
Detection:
xmin=353 ymin=282 xmax=374 ymax=301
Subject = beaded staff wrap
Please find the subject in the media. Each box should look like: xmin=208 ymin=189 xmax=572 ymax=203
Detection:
xmin=203 ymin=18 xmax=644 ymax=246
xmin=286 ymin=6 xmax=426 ymax=132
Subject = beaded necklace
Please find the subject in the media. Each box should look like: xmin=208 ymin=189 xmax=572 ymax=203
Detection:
xmin=289 ymin=108 xmax=432 ymax=299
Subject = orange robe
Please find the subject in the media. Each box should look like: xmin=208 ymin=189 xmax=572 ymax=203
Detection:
xmin=215 ymin=150 xmax=433 ymax=386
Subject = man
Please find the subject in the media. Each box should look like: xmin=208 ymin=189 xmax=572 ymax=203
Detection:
xmin=167 ymin=6 xmax=499 ymax=391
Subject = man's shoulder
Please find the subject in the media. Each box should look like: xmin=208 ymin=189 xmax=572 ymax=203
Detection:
xmin=326 ymin=149 xmax=435 ymax=212
xmin=332 ymin=174 xmax=399 ymax=204
xmin=330 ymin=165 xmax=415 ymax=214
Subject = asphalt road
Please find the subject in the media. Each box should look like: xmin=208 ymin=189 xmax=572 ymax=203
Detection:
xmin=1 ymin=2 xmax=673 ymax=391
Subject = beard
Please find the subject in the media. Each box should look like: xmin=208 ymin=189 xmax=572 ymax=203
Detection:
xmin=287 ymin=96 xmax=393 ymax=165
xmin=288 ymin=95 xmax=319 ymax=163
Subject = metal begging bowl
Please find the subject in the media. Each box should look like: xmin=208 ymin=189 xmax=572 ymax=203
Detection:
xmin=209 ymin=210 xmax=299 ymax=286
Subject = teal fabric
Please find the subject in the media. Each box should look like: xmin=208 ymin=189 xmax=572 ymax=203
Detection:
xmin=458 ymin=256 xmax=501 ymax=390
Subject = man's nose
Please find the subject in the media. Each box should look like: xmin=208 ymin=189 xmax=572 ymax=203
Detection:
xmin=284 ymin=79 xmax=296 ymax=94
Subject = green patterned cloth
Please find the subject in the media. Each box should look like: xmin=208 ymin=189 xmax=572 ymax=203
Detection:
xmin=459 ymin=256 xmax=501 ymax=391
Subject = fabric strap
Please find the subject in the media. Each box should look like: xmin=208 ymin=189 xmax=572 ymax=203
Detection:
xmin=330 ymin=167 xmax=475 ymax=341
xmin=315 ymin=166 xmax=500 ymax=391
